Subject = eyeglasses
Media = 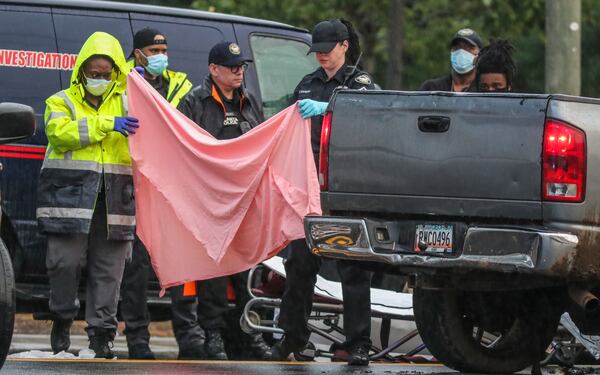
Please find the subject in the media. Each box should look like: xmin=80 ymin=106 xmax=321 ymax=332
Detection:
xmin=228 ymin=63 xmax=248 ymax=74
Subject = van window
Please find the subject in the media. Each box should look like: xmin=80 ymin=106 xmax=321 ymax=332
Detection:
xmin=0 ymin=7 xmax=59 ymax=114
xmin=250 ymin=35 xmax=319 ymax=118
xmin=130 ymin=18 xmax=229 ymax=85
xmin=52 ymin=9 xmax=133 ymax=89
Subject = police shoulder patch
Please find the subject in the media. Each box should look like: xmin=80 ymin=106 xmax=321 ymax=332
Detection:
xmin=355 ymin=74 xmax=371 ymax=85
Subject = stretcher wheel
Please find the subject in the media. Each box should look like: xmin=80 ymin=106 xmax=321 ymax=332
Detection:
xmin=240 ymin=310 xmax=261 ymax=334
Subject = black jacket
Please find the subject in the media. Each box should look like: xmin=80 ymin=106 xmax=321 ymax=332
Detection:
xmin=177 ymin=74 xmax=264 ymax=139
xmin=292 ymin=65 xmax=376 ymax=161
xmin=419 ymin=74 xmax=477 ymax=92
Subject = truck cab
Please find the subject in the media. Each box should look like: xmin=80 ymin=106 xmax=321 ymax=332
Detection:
xmin=305 ymin=89 xmax=600 ymax=373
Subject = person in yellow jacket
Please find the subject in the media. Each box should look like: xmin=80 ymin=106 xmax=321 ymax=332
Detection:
xmin=119 ymin=27 xmax=195 ymax=360
xmin=37 ymin=31 xmax=140 ymax=359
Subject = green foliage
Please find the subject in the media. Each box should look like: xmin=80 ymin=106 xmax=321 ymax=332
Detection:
xmin=124 ymin=0 xmax=600 ymax=96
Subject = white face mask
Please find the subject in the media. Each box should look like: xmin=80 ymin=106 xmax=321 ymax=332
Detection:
xmin=84 ymin=75 xmax=113 ymax=96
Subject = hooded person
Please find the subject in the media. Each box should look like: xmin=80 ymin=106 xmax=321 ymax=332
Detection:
xmin=37 ymin=31 xmax=140 ymax=359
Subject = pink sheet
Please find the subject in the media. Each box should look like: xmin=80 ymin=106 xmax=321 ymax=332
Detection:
xmin=127 ymin=72 xmax=321 ymax=292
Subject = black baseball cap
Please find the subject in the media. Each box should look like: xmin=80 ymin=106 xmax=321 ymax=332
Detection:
xmin=130 ymin=28 xmax=167 ymax=58
xmin=450 ymin=28 xmax=483 ymax=49
xmin=208 ymin=41 xmax=252 ymax=67
xmin=308 ymin=19 xmax=349 ymax=54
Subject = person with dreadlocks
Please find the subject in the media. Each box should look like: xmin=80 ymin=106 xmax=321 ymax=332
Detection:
xmin=269 ymin=19 xmax=376 ymax=366
xmin=476 ymin=39 xmax=516 ymax=92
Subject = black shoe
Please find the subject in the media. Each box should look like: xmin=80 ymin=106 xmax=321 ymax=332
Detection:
xmin=177 ymin=345 xmax=206 ymax=360
xmin=348 ymin=344 xmax=369 ymax=366
xmin=128 ymin=343 xmax=155 ymax=360
xmin=89 ymin=329 xmax=115 ymax=359
xmin=204 ymin=329 xmax=228 ymax=360
xmin=269 ymin=338 xmax=300 ymax=361
xmin=247 ymin=333 xmax=272 ymax=360
xmin=50 ymin=319 xmax=73 ymax=354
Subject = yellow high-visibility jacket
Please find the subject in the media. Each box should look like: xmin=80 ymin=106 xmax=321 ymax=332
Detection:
xmin=125 ymin=60 xmax=192 ymax=108
xmin=37 ymin=32 xmax=134 ymax=240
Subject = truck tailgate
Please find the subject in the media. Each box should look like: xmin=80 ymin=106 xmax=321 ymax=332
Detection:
xmin=327 ymin=92 xmax=549 ymax=219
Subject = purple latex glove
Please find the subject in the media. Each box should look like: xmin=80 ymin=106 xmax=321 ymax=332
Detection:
xmin=113 ymin=116 xmax=140 ymax=137
xmin=134 ymin=66 xmax=145 ymax=77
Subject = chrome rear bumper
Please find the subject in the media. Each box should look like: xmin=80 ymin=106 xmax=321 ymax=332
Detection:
xmin=304 ymin=216 xmax=579 ymax=277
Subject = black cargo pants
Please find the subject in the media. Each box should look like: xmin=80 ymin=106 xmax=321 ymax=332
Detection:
xmin=120 ymin=237 xmax=152 ymax=348
xmin=170 ymin=271 xmax=251 ymax=350
xmin=278 ymin=238 xmax=372 ymax=348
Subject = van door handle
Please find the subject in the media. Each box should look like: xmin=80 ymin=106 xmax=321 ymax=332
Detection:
xmin=418 ymin=116 xmax=450 ymax=133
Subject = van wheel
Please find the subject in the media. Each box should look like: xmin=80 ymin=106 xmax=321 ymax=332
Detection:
xmin=413 ymin=286 xmax=563 ymax=373
xmin=0 ymin=239 xmax=15 ymax=369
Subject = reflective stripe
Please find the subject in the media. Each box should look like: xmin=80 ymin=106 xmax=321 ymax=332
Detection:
xmin=78 ymin=118 xmax=90 ymax=147
xmin=41 ymin=159 xmax=131 ymax=175
xmin=122 ymin=93 xmax=128 ymax=115
xmin=42 ymin=158 xmax=102 ymax=172
xmin=56 ymin=91 xmax=76 ymax=119
xmin=103 ymin=163 xmax=132 ymax=175
xmin=63 ymin=151 xmax=72 ymax=160
xmin=37 ymin=207 xmax=93 ymax=219
xmin=48 ymin=111 xmax=69 ymax=122
xmin=107 ymin=214 xmax=135 ymax=226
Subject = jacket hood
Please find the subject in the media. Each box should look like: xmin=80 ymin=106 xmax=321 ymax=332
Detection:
xmin=70 ymin=32 xmax=128 ymax=96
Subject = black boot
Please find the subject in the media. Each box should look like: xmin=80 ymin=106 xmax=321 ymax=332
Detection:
xmin=269 ymin=337 xmax=301 ymax=361
xmin=348 ymin=344 xmax=369 ymax=366
xmin=177 ymin=344 xmax=206 ymax=360
xmin=247 ymin=332 xmax=272 ymax=360
xmin=128 ymin=343 xmax=155 ymax=360
xmin=204 ymin=329 xmax=228 ymax=360
xmin=51 ymin=319 xmax=73 ymax=354
xmin=89 ymin=329 xmax=115 ymax=359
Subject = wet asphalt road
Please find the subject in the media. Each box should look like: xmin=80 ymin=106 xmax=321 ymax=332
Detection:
xmin=3 ymin=359 xmax=454 ymax=375
xmin=5 ymin=359 xmax=599 ymax=374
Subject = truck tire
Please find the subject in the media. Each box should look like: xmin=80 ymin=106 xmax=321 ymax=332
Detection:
xmin=413 ymin=286 xmax=562 ymax=373
xmin=0 ymin=239 xmax=15 ymax=369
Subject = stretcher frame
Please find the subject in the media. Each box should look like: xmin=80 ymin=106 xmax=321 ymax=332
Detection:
xmin=241 ymin=257 xmax=427 ymax=361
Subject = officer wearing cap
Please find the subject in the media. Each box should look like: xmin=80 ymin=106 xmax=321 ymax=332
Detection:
xmin=120 ymin=27 xmax=193 ymax=360
xmin=270 ymin=19 xmax=376 ymax=366
xmin=178 ymin=41 xmax=263 ymax=138
xmin=419 ymin=28 xmax=483 ymax=92
xmin=175 ymin=41 xmax=270 ymax=360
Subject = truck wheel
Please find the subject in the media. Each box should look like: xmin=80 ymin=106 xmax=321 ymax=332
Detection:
xmin=413 ymin=286 xmax=563 ymax=373
xmin=0 ymin=239 xmax=15 ymax=369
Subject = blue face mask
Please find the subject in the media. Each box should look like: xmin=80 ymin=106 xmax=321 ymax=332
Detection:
xmin=450 ymin=49 xmax=476 ymax=74
xmin=141 ymin=52 xmax=168 ymax=76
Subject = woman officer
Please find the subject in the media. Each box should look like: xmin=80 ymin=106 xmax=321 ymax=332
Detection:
xmin=270 ymin=19 xmax=376 ymax=366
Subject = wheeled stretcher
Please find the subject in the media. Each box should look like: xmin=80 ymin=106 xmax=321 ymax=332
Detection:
xmin=241 ymin=256 xmax=430 ymax=362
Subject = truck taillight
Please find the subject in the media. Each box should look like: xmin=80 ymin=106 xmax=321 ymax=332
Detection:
xmin=543 ymin=118 xmax=586 ymax=202
xmin=319 ymin=112 xmax=332 ymax=191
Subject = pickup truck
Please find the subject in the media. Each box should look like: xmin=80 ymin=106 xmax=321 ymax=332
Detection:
xmin=304 ymin=90 xmax=600 ymax=373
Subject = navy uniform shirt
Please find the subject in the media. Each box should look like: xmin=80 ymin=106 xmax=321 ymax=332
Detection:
xmin=292 ymin=65 xmax=376 ymax=164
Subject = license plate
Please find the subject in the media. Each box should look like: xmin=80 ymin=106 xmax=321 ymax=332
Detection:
xmin=414 ymin=224 xmax=453 ymax=253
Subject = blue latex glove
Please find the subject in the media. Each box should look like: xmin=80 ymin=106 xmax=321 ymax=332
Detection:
xmin=113 ymin=116 xmax=140 ymax=137
xmin=134 ymin=66 xmax=145 ymax=77
xmin=298 ymin=99 xmax=328 ymax=119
